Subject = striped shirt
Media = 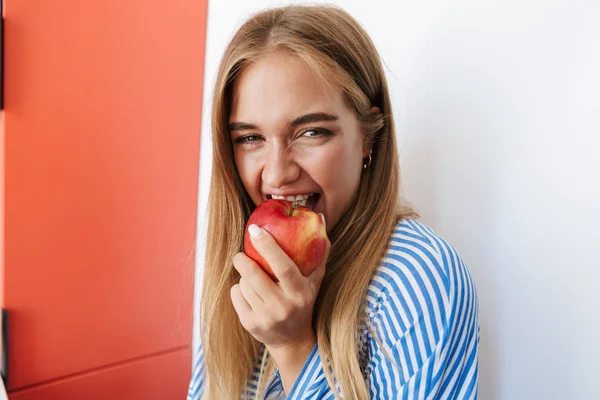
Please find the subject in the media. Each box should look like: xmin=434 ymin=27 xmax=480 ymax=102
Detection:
xmin=187 ymin=219 xmax=479 ymax=399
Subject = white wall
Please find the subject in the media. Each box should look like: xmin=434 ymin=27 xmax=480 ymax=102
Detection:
xmin=195 ymin=1 xmax=600 ymax=398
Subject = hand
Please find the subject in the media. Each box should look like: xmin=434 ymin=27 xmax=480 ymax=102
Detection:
xmin=230 ymin=224 xmax=330 ymax=352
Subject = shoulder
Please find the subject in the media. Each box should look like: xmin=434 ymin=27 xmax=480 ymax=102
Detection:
xmin=360 ymin=219 xmax=480 ymax=398
xmin=363 ymin=218 xmax=477 ymax=343
xmin=378 ymin=218 xmax=474 ymax=303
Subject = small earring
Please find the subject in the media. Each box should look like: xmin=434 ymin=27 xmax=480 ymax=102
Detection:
xmin=363 ymin=149 xmax=373 ymax=170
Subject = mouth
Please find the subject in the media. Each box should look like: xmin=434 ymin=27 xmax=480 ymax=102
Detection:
xmin=266 ymin=193 xmax=321 ymax=211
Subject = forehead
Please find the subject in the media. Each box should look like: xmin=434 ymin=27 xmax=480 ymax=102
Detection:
xmin=229 ymin=52 xmax=344 ymax=123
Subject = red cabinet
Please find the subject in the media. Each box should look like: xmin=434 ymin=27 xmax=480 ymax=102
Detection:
xmin=1 ymin=1 xmax=207 ymax=398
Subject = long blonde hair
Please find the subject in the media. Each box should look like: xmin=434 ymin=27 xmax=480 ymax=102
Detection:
xmin=200 ymin=5 xmax=417 ymax=399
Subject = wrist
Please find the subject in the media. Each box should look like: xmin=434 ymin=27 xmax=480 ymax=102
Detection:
xmin=267 ymin=335 xmax=317 ymax=395
xmin=268 ymin=334 xmax=316 ymax=366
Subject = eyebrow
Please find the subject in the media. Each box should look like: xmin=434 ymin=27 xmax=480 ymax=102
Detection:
xmin=229 ymin=112 xmax=339 ymax=132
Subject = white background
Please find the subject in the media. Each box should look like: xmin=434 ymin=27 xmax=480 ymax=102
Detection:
xmin=194 ymin=1 xmax=600 ymax=398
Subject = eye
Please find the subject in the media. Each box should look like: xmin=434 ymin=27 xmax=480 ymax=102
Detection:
xmin=300 ymin=128 xmax=333 ymax=139
xmin=234 ymin=135 xmax=263 ymax=145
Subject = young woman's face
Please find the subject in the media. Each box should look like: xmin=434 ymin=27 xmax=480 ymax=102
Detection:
xmin=229 ymin=52 xmax=370 ymax=232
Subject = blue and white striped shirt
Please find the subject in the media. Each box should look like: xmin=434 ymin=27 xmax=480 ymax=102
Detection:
xmin=187 ymin=219 xmax=479 ymax=399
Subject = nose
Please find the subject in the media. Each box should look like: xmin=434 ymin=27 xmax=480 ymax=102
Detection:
xmin=262 ymin=145 xmax=300 ymax=189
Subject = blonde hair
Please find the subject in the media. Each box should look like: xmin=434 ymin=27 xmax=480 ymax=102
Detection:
xmin=200 ymin=4 xmax=417 ymax=399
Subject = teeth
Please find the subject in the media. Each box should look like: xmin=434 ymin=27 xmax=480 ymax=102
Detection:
xmin=270 ymin=193 xmax=313 ymax=201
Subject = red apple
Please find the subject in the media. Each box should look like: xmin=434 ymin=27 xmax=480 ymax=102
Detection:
xmin=244 ymin=199 xmax=328 ymax=281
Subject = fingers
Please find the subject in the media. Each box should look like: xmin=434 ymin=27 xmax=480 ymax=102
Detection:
xmin=233 ymin=252 xmax=280 ymax=303
xmin=239 ymin=277 xmax=264 ymax=307
xmin=247 ymin=225 xmax=304 ymax=293
xmin=230 ymin=283 xmax=252 ymax=320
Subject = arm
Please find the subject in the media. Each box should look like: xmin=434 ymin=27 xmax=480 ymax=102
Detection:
xmin=269 ymin=335 xmax=317 ymax=395
xmin=281 ymin=343 xmax=333 ymax=400
xmin=365 ymin=220 xmax=479 ymax=399
xmin=186 ymin=337 xmax=330 ymax=400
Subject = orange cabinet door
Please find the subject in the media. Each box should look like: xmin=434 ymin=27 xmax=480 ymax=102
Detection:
xmin=2 ymin=1 xmax=207 ymax=397
xmin=8 ymin=349 xmax=192 ymax=400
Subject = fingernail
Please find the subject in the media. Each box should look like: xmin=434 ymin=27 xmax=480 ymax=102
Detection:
xmin=249 ymin=224 xmax=263 ymax=238
xmin=319 ymin=213 xmax=326 ymax=229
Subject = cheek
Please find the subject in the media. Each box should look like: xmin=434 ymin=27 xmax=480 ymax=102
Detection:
xmin=234 ymin=152 xmax=247 ymax=182
xmin=234 ymin=152 xmax=261 ymax=196
xmin=306 ymin=143 xmax=362 ymax=192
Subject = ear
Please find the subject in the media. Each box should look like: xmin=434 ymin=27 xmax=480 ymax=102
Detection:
xmin=363 ymin=106 xmax=381 ymax=157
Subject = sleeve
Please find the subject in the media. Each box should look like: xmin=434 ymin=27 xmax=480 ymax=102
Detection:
xmin=364 ymin=221 xmax=479 ymax=399
xmin=284 ymin=344 xmax=335 ymax=400
xmin=186 ymin=343 xmax=206 ymax=400
xmin=185 ymin=340 xmax=330 ymax=400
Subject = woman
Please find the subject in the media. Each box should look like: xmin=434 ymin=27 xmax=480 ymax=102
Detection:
xmin=188 ymin=4 xmax=479 ymax=399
